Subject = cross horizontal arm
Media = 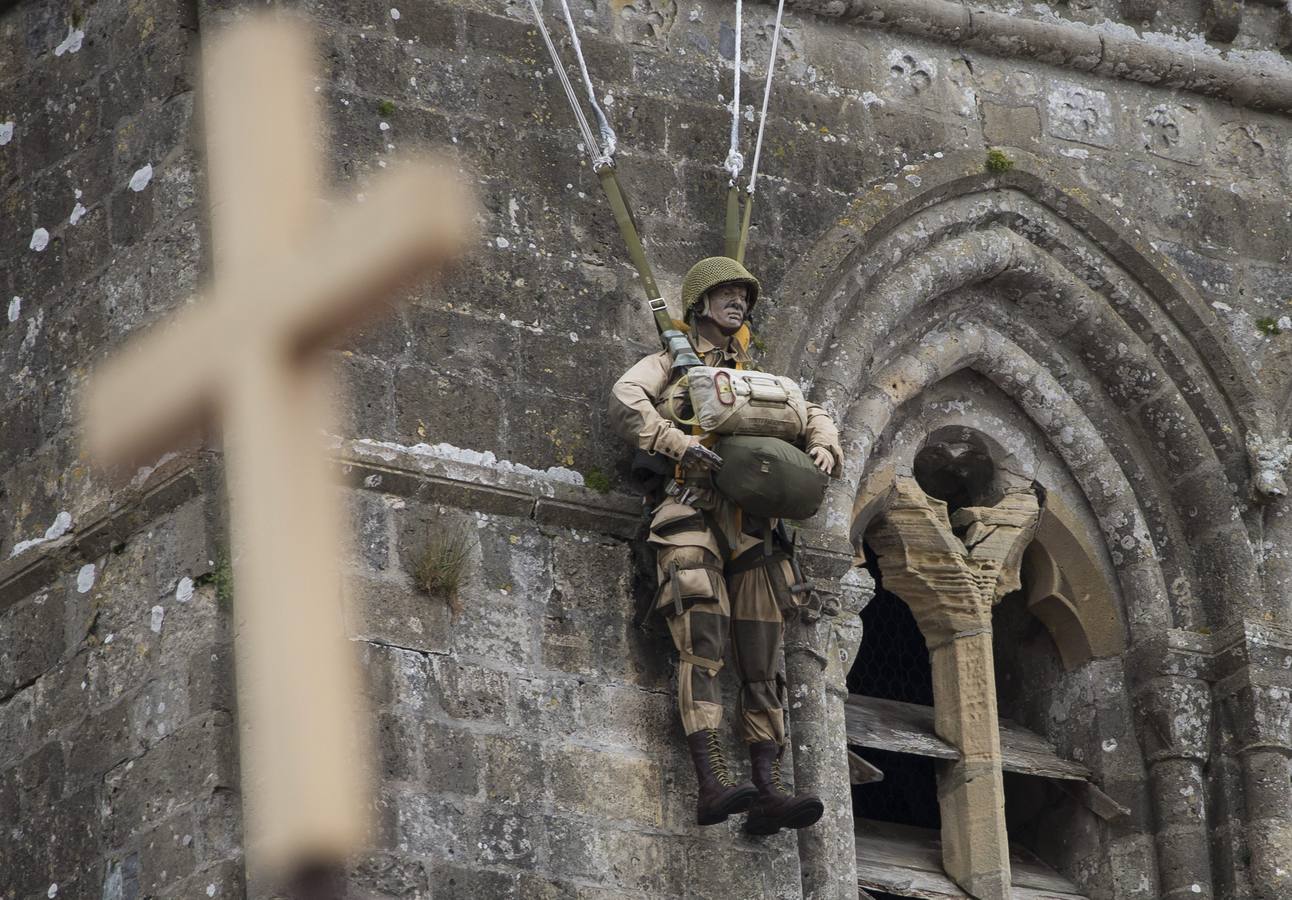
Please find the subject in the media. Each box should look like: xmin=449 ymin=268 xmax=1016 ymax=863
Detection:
xmin=84 ymin=163 xmax=475 ymax=467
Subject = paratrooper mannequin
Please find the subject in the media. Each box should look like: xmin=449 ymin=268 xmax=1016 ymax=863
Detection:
xmin=609 ymin=257 xmax=843 ymax=833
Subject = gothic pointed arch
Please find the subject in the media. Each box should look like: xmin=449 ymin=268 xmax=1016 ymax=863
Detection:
xmin=765 ymin=147 xmax=1277 ymax=627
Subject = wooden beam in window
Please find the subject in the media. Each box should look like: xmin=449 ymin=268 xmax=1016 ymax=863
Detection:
xmin=845 ymin=695 xmax=1094 ymax=779
xmin=845 ymin=695 xmax=959 ymax=761
xmin=855 ymin=819 xmax=1089 ymax=900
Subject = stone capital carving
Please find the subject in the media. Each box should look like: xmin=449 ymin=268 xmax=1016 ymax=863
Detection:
xmin=867 ymin=477 xmax=1040 ymax=647
xmin=1246 ymin=432 xmax=1292 ymax=500
xmin=1135 ymin=676 xmax=1213 ymax=763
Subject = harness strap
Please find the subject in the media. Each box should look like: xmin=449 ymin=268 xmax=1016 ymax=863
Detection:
xmin=701 ymin=509 xmax=734 ymax=564
xmin=726 ymin=546 xmax=790 ymax=575
xmin=679 ymin=650 xmax=725 ymax=674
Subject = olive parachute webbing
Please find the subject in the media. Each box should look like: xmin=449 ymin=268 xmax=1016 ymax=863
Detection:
xmin=526 ymin=0 xmax=702 ymax=372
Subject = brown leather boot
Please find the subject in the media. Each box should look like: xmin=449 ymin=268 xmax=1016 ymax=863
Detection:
xmin=743 ymin=740 xmax=824 ymax=834
xmin=686 ymin=729 xmax=759 ymax=826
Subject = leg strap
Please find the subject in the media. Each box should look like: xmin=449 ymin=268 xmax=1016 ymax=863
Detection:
xmin=679 ymin=649 xmax=725 ymax=674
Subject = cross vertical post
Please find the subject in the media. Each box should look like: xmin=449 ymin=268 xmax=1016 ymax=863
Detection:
xmin=83 ymin=14 xmax=474 ymax=887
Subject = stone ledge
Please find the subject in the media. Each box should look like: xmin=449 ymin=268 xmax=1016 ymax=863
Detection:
xmin=0 ymin=454 xmax=205 ymax=615
xmin=791 ymin=0 xmax=1292 ymax=113
xmin=1 ymin=437 xmax=859 ymax=611
xmin=339 ymin=438 xmax=644 ymax=539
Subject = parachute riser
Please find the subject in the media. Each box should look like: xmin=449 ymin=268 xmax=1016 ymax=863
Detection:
xmin=724 ymin=182 xmax=742 ymax=260
xmin=597 ymin=166 xmax=702 ymax=371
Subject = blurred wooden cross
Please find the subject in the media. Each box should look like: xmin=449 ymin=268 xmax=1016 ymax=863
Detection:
xmin=83 ymin=14 xmax=473 ymax=890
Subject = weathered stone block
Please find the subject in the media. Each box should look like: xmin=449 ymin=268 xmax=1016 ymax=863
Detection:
xmin=421 ymin=721 xmax=480 ymax=796
xmin=153 ymin=857 xmax=244 ymax=900
xmin=547 ymin=744 xmax=663 ymax=826
xmin=135 ymin=811 xmax=199 ymax=895
xmin=349 ymin=852 xmax=431 ymax=900
xmin=513 ymin=674 xmax=579 ymax=736
xmin=482 ymin=735 xmax=547 ymax=806
xmin=983 ymin=103 xmax=1041 ymax=146
xmin=100 ymin=713 xmax=236 ymax=848
xmin=428 ymin=862 xmax=519 ymax=900
xmin=476 ymin=807 xmax=545 ymax=866
xmin=388 ymin=789 xmax=477 ymax=858
xmin=66 ymin=696 xmax=141 ymax=782
xmin=0 ymin=589 xmax=65 ymax=700
xmin=1139 ymin=103 xmax=1203 ymax=165
xmin=337 ymin=351 xmax=396 ymax=438
xmin=574 ymin=682 xmax=672 ymax=751
xmin=405 ymin=304 xmax=521 ymax=384
xmin=429 ymin=656 xmax=510 ymax=722
xmin=349 ymin=574 xmax=452 ymax=655
xmin=393 ymin=365 xmax=504 ymax=450
xmin=377 ymin=710 xmax=420 ymax=781
xmin=684 ymin=843 xmax=771 ymax=900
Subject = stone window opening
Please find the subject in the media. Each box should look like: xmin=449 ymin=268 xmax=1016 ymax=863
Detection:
xmin=849 ymin=434 xmax=1109 ymax=899
xmin=848 ymin=548 xmax=940 ymax=833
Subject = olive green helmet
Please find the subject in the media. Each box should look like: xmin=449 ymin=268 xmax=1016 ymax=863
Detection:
xmin=681 ymin=256 xmax=761 ymax=323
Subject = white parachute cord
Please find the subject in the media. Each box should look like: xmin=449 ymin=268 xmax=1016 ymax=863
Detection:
xmin=724 ymin=0 xmax=745 ymax=184
xmin=556 ymin=0 xmax=618 ymax=164
xmin=526 ymin=0 xmax=605 ymax=167
xmin=746 ymin=0 xmax=785 ymax=197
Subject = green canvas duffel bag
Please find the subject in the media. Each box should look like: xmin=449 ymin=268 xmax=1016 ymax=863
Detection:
xmin=713 ymin=435 xmax=829 ymax=520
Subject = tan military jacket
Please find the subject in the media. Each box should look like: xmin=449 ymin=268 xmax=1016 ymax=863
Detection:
xmin=608 ymin=334 xmax=844 ymax=473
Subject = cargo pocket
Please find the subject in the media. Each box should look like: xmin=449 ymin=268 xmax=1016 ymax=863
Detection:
xmin=647 ymin=501 xmax=707 ymax=545
xmin=655 ymin=553 xmax=725 ymax=618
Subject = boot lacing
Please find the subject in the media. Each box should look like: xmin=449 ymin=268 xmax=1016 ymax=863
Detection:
xmin=770 ymin=755 xmax=789 ymax=795
xmin=705 ymin=730 xmax=736 ymax=786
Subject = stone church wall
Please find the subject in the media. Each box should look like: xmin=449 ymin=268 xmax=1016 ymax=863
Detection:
xmin=3 ymin=0 xmax=1292 ymax=896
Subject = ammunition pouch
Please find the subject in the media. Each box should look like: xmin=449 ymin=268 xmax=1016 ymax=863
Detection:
xmin=688 ymin=367 xmax=808 ymax=440
xmin=655 ymin=367 xmax=808 ymax=441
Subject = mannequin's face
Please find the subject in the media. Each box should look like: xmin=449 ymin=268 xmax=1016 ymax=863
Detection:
xmin=702 ymin=283 xmax=749 ymax=333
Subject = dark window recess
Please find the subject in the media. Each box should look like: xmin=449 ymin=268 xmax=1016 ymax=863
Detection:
xmin=848 ymin=547 xmax=934 ymax=706
xmin=851 ymin=746 xmax=941 ymax=830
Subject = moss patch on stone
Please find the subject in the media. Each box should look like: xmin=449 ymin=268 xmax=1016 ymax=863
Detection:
xmin=582 ymin=467 xmax=612 ymax=493
xmin=985 ymin=149 xmax=1015 ymax=174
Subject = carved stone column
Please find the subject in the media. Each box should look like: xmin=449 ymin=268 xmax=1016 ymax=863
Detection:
xmin=1215 ymin=628 xmax=1292 ymax=900
xmin=1133 ymin=676 xmax=1215 ymax=900
xmin=867 ymin=477 xmax=1039 ymax=900
xmin=786 ymin=561 xmax=874 ymax=900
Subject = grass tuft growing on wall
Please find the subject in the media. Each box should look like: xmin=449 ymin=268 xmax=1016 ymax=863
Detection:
xmin=414 ymin=529 xmax=475 ymax=617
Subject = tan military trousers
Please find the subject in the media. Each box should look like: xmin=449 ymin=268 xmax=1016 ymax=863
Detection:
xmin=649 ymin=494 xmax=797 ymax=747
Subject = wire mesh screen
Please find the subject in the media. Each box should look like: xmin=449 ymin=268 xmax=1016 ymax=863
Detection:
xmin=847 ymin=548 xmax=934 ymax=706
xmin=851 ymin=747 xmax=941 ymax=829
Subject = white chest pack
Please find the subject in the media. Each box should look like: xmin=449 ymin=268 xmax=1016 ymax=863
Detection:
xmin=657 ymin=366 xmax=809 ymax=441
